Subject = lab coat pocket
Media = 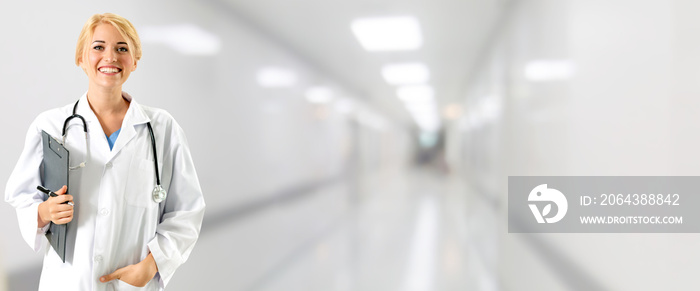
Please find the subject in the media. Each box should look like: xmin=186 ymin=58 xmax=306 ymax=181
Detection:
xmin=114 ymin=279 xmax=147 ymax=290
xmin=125 ymin=159 xmax=159 ymax=209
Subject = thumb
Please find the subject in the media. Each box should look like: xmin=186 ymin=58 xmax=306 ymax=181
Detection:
xmin=100 ymin=269 xmax=121 ymax=283
xmin=55 ymin=185 xmax=68 ymax=195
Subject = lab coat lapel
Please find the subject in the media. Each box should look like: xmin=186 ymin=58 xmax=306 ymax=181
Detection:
xmin=108 ymin=96 xmax=150 ymax=160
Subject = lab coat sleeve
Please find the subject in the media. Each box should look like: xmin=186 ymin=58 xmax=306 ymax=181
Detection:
xmin=4 ymin=118 xmax=48 ymax=252
xmin=147 ymin=122 xmax=205 ymax=287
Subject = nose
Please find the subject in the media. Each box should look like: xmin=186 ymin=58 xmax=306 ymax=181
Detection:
xmin=104 ymin=49 xmax=117 ymax=63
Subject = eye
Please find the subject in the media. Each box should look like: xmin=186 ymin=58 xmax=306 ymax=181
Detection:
xmin=93 ymin=45 xmax=104 ymax=50
xmin=117 ymin=47 xmax=129 ymax=52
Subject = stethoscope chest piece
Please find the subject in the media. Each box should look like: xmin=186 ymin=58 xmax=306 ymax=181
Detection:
xmin=153 ymin=185 xmax=167 ymax=203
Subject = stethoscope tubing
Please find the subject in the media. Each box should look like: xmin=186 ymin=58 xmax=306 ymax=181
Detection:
xmin=64 ymin=99 xmax=164 ymax=202
xmin=63 ymin=100 xmax=88 ymax=136
xmin=146 ymin=122 xmax=161 ymax=186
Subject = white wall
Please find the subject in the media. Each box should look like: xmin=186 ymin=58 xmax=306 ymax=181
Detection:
xmin=446 ymin=0 xmax=700 ymax=290
xmin=0 ymin=0 xmax=410 ymax=289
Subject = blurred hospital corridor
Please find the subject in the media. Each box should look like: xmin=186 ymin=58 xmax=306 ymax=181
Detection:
xmin=4 ymin=0 xmax=700 ymax=290
xmin=181 ymin=165 xmax=475 ymax=291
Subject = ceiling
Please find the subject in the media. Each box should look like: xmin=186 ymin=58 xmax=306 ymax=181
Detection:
xmin=213 ymin=0 xmax=507 ymax=129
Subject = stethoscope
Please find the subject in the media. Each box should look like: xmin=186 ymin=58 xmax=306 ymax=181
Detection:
xmin=63 ymin=99 xmax=167 ymax=203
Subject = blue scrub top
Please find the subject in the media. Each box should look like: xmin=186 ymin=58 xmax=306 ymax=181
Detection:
xmin=106 ymin=128 xmax=121 ymax=150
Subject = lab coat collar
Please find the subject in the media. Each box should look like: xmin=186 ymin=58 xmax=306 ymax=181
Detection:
xmin=74 ymin=92 xmax=150 ymax=124
xmin=76 ymin=91 xmax=152 ymax=161
xmin=75 ymin=93 xmax=97 ymax=125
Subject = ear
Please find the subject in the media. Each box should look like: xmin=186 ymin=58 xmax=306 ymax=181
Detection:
xmin=78 ymin=56 xmax=87 ymax=73
xmin=131 ymin=60 xmax=138 ymax=72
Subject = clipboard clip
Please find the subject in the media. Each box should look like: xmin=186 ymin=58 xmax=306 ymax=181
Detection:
xmin=47 ymin=135 xmax=63 ymax=158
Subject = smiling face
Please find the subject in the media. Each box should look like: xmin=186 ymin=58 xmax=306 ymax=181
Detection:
xmin=79 ymin=23 xmax=137 ymax=90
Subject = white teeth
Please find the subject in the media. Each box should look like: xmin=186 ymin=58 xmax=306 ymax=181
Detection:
xmin=99 ymin=67 xmax=120 ymax=73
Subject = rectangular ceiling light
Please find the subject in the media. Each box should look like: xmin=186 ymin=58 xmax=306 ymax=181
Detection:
xmin=351 ymin=16 xmax=423 ymax=51
xmin=140 ymin=24 xmax=222 ymax=55
xmin=412 ymin=112 xmax=441 ymax=132
xmin=257 ymin=67 xmax=297 ymax=88
xmin=305 ymin=86 xmax=334 ymax=103
xmin=405 ymin=101 xmax=437 ymax=113
xmin=334 ymin=98 xmax=355 ymax=114
xmin=525 ymin=60 xmax=575 ymax=81
xmin=397 ymin=84 xmax=441 ymax=132
xmin=397 ymin=85 xmax=434 ymax=103
xmin=382 ymin=63 xmax=430 ymax=85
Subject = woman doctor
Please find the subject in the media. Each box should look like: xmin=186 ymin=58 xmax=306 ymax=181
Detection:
xmin=4 ymin=13 xmax=205 ymax=290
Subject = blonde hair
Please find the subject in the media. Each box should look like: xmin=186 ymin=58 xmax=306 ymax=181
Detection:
xmin=75 ymin=13 xmax=142 ymax=66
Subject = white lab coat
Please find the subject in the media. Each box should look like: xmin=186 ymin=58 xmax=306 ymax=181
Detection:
xmin=5 ymin=92 xmax=205 ymax=290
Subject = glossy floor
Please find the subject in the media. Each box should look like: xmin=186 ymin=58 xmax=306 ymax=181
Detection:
xmin=168 ymin=166 xmax=473 ymax=291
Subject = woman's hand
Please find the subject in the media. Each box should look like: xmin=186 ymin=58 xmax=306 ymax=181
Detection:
xmin=100 ymin=253 xmax=158 ymax=287
xmin=37 ymin=185 xmax=73 ymax=228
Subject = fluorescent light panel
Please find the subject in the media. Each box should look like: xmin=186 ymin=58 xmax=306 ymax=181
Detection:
xmin=405 ymin=104 xmax=437 ymax=115
xmin=257 ymin=67 xmax=297 ymax=88
xmin=382 ymin=63 xmax=430 ymax=85
xmin=351 ymin=16 xmax=423 ymax=51
xmin=396 ymin=85 xmax=441 ymax=132
xmin=525 ymin=60 xmax=575 ymax=81
xmin=140 ymin=24 xmax=221 ymax=55
xmin=334 ymin=98 xmax=355 ymax=114
xmin=413 ymin=113 xmax=441 ymax=132
xmin=397 ymin=85 xmax=434 ymax=102
xmin=305 ymin=87 xmax=334 ymax=103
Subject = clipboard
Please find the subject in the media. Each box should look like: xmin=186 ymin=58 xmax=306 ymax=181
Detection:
xmin=40 ymin=130 xmax=69 ymax=263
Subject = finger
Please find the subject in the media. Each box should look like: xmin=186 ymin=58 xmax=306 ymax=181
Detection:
xmin=53 ymin=203 xmax=73 ymax=211
xmin=54 ymin=216 xmax=73 ymax=224
xmin=54 ymin=185 xmax=68 ymax=195
xmin=52 ymin=214 xmax=72 ymax=224
xmin=50 ymin=206 xmax=72 ymax=217
xmin=54 ymin=209 xmax=73 ymax=219
xmin=51 ymin=207 xmax=72 ymax=216
xmin=46 ymin=195 xmax=73 ymax=207
xmin=52 ymin=211 xmax=73 ymax=223
xmin=100 ymin=269 xmax=122 ymax=283
xmin=54 ymin=195 xmax=73 ymax=203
